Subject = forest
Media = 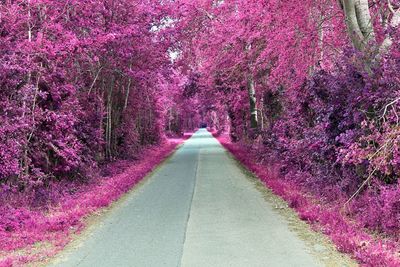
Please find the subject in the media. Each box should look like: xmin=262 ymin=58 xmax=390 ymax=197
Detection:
xmin=0 ymin=0 xmax=400 ymax=266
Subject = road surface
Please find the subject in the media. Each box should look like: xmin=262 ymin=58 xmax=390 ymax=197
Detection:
xmin=48 ymin=129 xmax=356 ymax=267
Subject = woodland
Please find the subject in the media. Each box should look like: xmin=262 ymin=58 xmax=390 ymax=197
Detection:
xmin=0 ymin=0 xmax=400 ymax=266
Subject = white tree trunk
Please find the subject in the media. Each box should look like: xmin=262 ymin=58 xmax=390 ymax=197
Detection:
xmin=342 ymin=0 xmax=365 ymax=50
xmin=245 ymin=42 xmax=258 ymax=129
xmin=380 ymin=7 xmax=400 ymax=53
xmin=247 ymin=73 xmax=258 ymax=129
xmin=341 ymin=0 xmax=400 ymax=57
xmin=355 ymin=0 xmax=375 ymax=43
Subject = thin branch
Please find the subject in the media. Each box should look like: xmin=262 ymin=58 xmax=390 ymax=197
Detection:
xmin=388 ymin=0 xmax=396 ymax=14
xmin=344 ymin=166 xmax=378 ymax=206
xmin=380 ymin=97 xmax=400 ymax=120
xmin=88 ymin=66 xmax=103 ymax=94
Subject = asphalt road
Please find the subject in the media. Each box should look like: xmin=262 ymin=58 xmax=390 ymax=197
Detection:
xmin=48 ymin=129 xmax=356 ymax=267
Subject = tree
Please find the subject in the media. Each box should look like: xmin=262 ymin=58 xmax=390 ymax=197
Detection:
xmin=339 ymin=0 xmax=400 ymax=55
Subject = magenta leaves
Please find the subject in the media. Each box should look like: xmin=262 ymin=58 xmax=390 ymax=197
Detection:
xmin=0 ymin=137 xmax=189 ymax=266
xmin=214 ymin=132 xmax=400 ymax=267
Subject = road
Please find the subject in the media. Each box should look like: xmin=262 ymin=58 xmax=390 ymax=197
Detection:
xmin=48 ymin=129 xmax=356 ymax=267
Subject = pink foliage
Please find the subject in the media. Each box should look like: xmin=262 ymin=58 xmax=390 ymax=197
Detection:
xmin=213 ymin=131 xmax=400 ymax=266
xmin=0 ymin=136 xmax=190 ymax=266
xmin=1 ymin=0 xmax=400 ymax=265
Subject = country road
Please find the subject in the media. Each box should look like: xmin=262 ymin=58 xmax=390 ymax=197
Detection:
xmin=48 ymin=129 xmax=356 ymax=267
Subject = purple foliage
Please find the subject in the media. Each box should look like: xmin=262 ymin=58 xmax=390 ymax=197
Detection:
xmin=0 ymin=136 xmax=190 ymax=266
xmin=214 ymin=132 xmax=400 ymax=266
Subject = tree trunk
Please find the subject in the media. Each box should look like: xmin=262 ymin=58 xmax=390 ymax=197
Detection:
xmin=354 ymin=0 xmax=375 ymax=43
xmin=245 ymin=41 xmax=258 ymax=129
xmin=380 ymin=5 xmax=400 ymax=53
xmin=21 ymin=0 xmax=33 ymax=178
xmin=340 ymin=0 xmax=375 ymax=51
xmin=341 ymin=0 xmax=368 ymax=50
xmin=124 ymin=64 xmax=133 ymax=110
xmin=247 ymin=73 xmax=258 ymax=129
xmin=318 ymin=15 xmax=325 ymax=63
xmin=105 ymin=76 xmax=114 ymax=159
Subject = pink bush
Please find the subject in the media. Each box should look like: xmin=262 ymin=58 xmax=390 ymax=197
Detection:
xmin=0 ymin=136 xmax=190 ymax=266
xmin=213 ymin=131 xmax=400 ymax=267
